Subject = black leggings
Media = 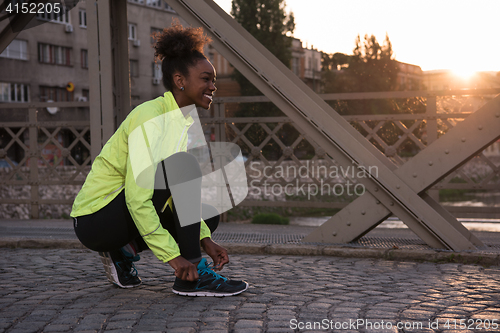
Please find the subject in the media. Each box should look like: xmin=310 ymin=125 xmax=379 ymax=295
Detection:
xmin=73 ymin=189 xmax=219 ymax=262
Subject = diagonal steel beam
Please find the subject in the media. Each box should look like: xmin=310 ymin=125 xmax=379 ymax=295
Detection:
xmin=304 ymin=96 xmax=500 ymax=245
xmin=0 ymin=11 xmax=36 ymax=54
xmin=166 ymin=0 xmax=487 ymax=250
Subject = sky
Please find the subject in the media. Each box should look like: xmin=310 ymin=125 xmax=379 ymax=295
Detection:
xmin=213 ymin=0 xmax=500 ymax=76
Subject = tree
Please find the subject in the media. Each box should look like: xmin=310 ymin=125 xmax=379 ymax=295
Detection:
xmin=323 ymin=34 xmax=399 ymax=95
xmin=322 ymin=34 xmax=425 ymax=156
xmin=229 ymin=0 xmax=297 ymax=160
xmin=350 ymin=34 xmax=400 ymax=92
xmin=231 ymin=0 xmax=295 ymax=97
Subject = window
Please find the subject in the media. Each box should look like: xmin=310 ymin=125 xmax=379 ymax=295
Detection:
xmin=146 ymin=0 xmax=162 ymax=8
xmin=39 ymin=86 xmax=73 ymax=102
xmin=38 ymin=43 xmax=71 ymax=66
xmin=81 ymin=49 xmax=88 ymax=68
xmin=37 ymin=6 xmax=70 ymax=24
xmin=128 ymin=0 xmax=144 ymax=3
xmin=151 ymin=27 xmax=162 ymax=44
xmin=152 ymin=62 xmax=162 ymax=79
xmin=128 ymin=23 xmax=137 ymax=40
xmin=0 ymin=39 xmax=28 ymax=60
xmin=0 ymin=82 xmax=29 ymax=103
xmin=164 ymin=3 xmax=175 ymax=12
xmin=130 ymin=60 xmax=139 ymax=77
xmin=79 ymin=9 xmax=87 ymax=28
xmin=82 ymin=89 xmax=89 ymax=100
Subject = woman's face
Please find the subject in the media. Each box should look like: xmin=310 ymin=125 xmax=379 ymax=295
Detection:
xmin=182 ymin=58 xmax=217 ymax=109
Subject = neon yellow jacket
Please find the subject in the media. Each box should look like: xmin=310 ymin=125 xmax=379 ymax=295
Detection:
xmin=71 ymin=91 xmax=211 ymax=262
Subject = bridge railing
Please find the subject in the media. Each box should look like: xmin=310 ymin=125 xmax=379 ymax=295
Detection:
xmin=1 ymin=89 xmax=499 ymax=219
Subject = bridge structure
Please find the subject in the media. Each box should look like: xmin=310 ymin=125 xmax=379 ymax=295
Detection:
xmin=1 ymin=0 xmax=499 ymax=251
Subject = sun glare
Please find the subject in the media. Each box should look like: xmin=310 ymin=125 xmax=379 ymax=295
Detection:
xmin=451 ymin=68 xmax=477 ymax=81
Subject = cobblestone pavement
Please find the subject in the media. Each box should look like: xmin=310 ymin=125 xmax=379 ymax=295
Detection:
xmin=1 ymin=249 xmax=500 ymax=333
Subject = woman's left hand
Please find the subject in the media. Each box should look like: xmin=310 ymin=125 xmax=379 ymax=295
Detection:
xmin=201 ymin=238 xmax=229 ymax=271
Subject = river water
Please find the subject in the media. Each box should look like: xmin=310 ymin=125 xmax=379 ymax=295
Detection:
xmin=290 ymin=216 xmax=500 ymax=232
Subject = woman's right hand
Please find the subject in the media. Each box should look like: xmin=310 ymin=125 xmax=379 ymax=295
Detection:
xmin=168 ymin=256 xmax=199 ymax=281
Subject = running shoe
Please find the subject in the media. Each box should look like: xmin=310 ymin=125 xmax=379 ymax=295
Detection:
xmin=172 ymin=258 xmax=248 ymax=297
xmin=98 ymin=249 xmax=142 ymax=288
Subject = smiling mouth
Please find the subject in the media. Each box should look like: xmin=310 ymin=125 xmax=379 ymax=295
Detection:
xmin=203 ymin=94 xmax=213 ymax=101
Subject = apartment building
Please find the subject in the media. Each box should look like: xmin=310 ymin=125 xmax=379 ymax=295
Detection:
xmin=0 ymin=0 xmax=184 ymax=114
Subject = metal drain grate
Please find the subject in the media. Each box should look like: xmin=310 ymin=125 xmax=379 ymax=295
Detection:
xmin=350 ymin=236 xmax=429 ymax=250
xmin=212 ymin=232 xmax=431 ymax=250
xmin=212 ymin=232 xmax=305 ymax=244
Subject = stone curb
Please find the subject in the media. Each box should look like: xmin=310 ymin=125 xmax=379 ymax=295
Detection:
xmin=1 ymin=238 xmax=499 ymax=266
xmin=0 ymin=238 xmax=86 ymax=249
xmin=219 ymin=242 xmax=500 ymax=266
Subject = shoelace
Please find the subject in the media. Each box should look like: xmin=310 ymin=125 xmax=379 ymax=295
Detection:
xmin=116 ymin=260 xmax=139 ymax=277
xmin=198 ymin=261 xmax=227 ymax=282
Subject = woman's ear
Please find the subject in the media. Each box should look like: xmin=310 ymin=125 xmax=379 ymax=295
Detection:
xmin=173 ymin=72 xmax=184 ymax=91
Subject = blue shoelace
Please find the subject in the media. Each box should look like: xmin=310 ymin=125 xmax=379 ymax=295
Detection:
xmin=116 ymin=260 xmax=139 ymax=277
xmin=117 ymin=249 xmax=139 ymax=277
xmin=198 ymin=259 xmax=227 ymax=282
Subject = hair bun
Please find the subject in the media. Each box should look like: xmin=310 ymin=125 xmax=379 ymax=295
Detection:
xmin=153 ymin=21 xmax=211 ymax=61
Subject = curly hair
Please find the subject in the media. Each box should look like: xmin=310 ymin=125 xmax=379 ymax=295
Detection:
xmin=152 ymin=21 xmax=212 ymax=91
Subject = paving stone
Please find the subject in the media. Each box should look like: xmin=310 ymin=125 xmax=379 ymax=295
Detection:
xmin=234 ymin=319 xmax=264 ymax=328
xmin=42 ymin=324 xmax=74 ymax=332
xmin=0 ymin=250 xmax=499 ymax=333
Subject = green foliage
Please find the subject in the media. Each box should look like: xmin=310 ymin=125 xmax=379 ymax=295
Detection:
xmin=323 ymin=34 xmax=399 ymax=94
xmin=231 ymin=0 xmax=295 ymax=97
xmin=230 ymin=0 xmax=296 ymax=160
xmin=227 ymin=205 xmax=341 ymax=222
xmin=438 ymin=188 xmax=484 ymax=202
xmin=322 ymin=34 xmax=423 ymax=118
xmin=61 ymin=213 xmax=72 ymax=219
xmin=251 ymin=212 xmax=289 ymax=225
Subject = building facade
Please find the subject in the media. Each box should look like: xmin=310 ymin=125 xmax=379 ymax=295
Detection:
xmin=396 ymin=61 xmax=423 ymax=90
xmin=0 ymin=1 xmax=184 ymax=112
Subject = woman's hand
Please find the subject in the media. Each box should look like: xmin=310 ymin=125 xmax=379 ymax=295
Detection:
xmin=201 ymin=238 xmax=229 ymax=271
xmin=168 ymin=256 xmax=199 ymax=281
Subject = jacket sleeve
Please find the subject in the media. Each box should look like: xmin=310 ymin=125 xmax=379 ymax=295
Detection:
xmin=126 ymin=122 xmax=181 ymax=263
xmin=200 ymin=219 xmax=211 ymax=240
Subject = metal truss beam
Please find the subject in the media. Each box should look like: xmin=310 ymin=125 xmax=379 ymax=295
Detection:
xmin=304 ymin=96 xmax=500 ymax=245
xmin=86 ymin=0 xmax=131 ymax=161
xmin=165 ymin=0 xmax=495 ymax=251
xmin=0 ymin=8 xmax=36 ymax=54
